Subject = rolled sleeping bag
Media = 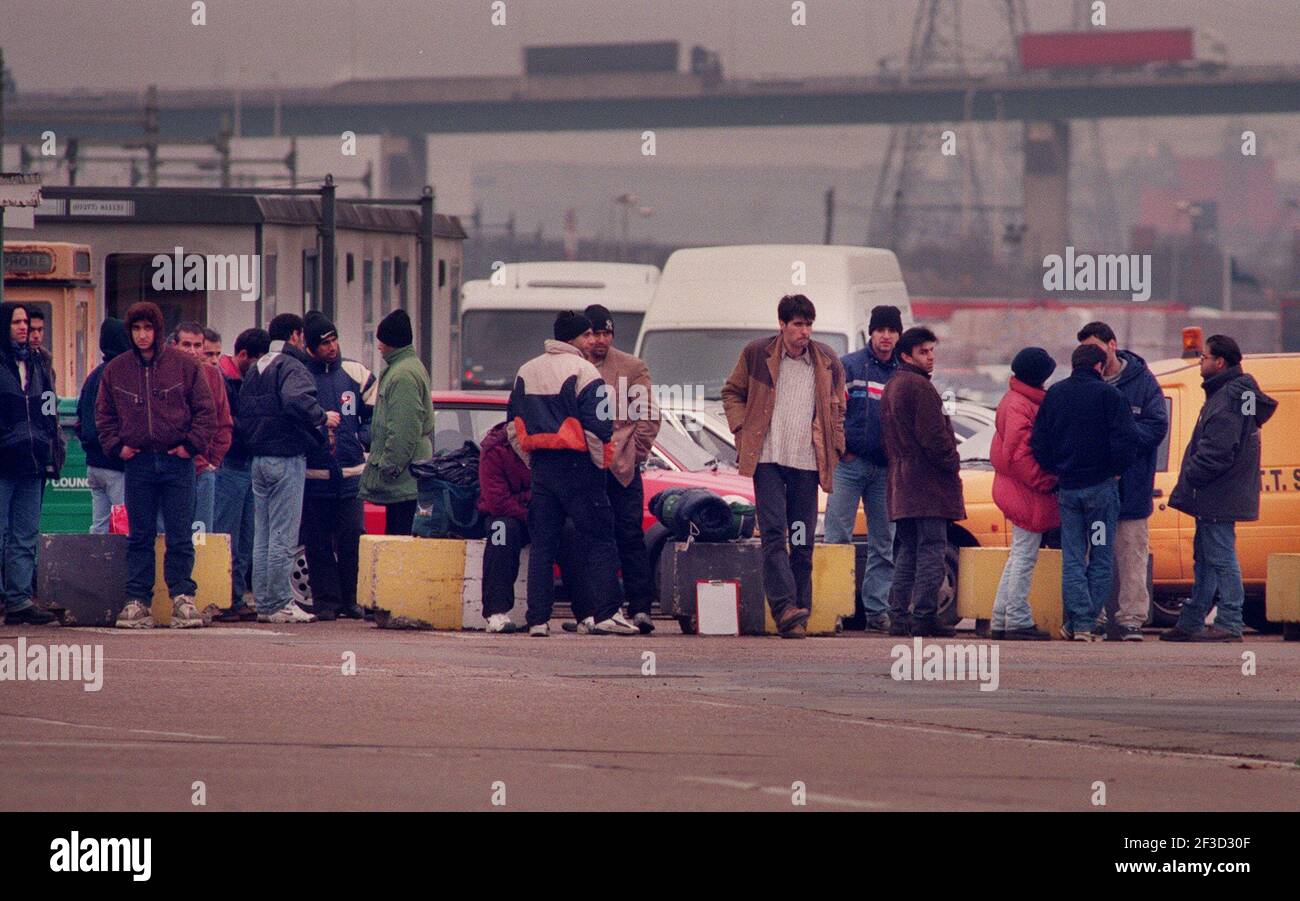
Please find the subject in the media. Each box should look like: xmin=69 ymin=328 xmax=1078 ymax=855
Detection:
xmin=673 ymin=488 xmax=734 ymax=543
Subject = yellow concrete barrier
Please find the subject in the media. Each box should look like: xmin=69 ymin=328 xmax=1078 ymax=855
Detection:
xmin=764 ymin=543 xmax=856 ymax=635
xmin=357 ymin=535 xmax=467 ymax=630
xmin=1265 ymin=554 xmax=1300 ymax=623
xmin=150 ymin=534 xmax=232 ymax=625
xmin=957 ymin=546 xmax=1063 ymax=639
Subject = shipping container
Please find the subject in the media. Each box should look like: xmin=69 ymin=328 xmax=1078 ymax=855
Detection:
xmin=1019 ymin=29 xmax=1195 ymax=70
xmin=524 ymin=41 xmax=679 ymax=76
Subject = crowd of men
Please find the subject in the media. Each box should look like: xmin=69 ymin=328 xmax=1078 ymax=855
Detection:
xmin=0 ymin=292 xmax=1278 ymax=642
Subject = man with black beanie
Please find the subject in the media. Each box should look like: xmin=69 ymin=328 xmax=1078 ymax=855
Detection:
xmin=78 ymin=318 xmax=132 ymax=534
xmin=360 ymin=309 xmax=433 ymax=536
xmin=301 ymin=311 xmax=376 ymax=619
xmin=507 ymin=312 xmax=632 ymax=636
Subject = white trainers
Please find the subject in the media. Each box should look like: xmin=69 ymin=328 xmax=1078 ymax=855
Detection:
xmin=528 ymin=623 xmax=549 ymax=637
xmin=592 ymin=611 xmax=638 ymax=635
xmin=115 ymin=600 xmax=154 ymax=629
xmin=486 ymin=613 xmax=515 ymax=633
xmin=259 ymin=601 xmax=318 ymax=623
xmin=170 ymin=595 xmax=205 ymax=629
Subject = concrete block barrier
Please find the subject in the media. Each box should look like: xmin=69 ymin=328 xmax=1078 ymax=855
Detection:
xmin=37 ymin=533 xmax=232 ymax=626
xmin=358 ymin=535 xmax=466 ymax=630
xmin=461 ymin=540 xmax=529 ymax=631
xmin=1265 ymin=554 xmax=1300 ymax=623
xmin=957 ymin=546 xmax=1064 ymax=638
xmin=763 ymin=542 xmax=856 ymax=635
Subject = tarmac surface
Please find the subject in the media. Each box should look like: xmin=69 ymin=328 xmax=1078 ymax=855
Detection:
xmin=1 ymin=619 xmax=1298 ymax=811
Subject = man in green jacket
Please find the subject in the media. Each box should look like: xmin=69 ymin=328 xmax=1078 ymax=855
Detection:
xmin=360 ymin=309 xmax=434 ymax=534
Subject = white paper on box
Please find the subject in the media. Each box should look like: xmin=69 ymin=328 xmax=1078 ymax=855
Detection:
xmin=696 ymin=580 xmax=740 ymax=635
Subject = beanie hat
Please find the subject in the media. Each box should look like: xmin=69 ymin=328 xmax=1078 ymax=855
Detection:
xmin=868 ymin=305 xmax=904 ymax=335
xmin=99 ymin=317 xmax=131 ymax=360
xmin=376 ymin=308 xmax=412 ymax=349
xmin=553 ymin=311 xmax=592 ymax=343
xmin=583 ymin=304 xmax=614 ymax=333
xmin=303 ymin=310 xmax=337 ymax=351
xmin=1011 ymin=346 xmax=1056 ymax=389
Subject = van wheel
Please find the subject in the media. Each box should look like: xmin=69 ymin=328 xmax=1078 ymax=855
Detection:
xmin=937 ymin=543 xmax=961 ymax=626
xmin=291 ymin=546 xmax=312 ymax=608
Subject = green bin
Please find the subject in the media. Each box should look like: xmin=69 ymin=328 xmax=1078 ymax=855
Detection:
xmin=38 ymin=397 xmax=93 ymax=534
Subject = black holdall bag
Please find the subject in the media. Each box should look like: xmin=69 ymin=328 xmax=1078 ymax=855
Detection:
xmin=410 ymin=441 xmax=485 ymax=538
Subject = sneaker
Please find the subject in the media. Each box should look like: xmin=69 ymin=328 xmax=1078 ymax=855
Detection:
xmin=1111 ymin=625 xmax=1144 ymax=642
xmin=5 ymin=605 xmax=58 ymax=626
xmin=1059 ymin=623 xmax=1096 ymax=641
xmin=1189 ymin=624 xmax=1243 ymax=643
xmin=486 ymin=613 xmax=516 ymax=633
xmin=1003 ymin=625 xmax=1051 ymax=641
xmin=170 ymin=595 xmax=205 ymax=629
xmin=592 ymin=611 xmax=638 ymax=635
xmin=561 ymin=617 xmax=595 ymax=634
xmin=529 ymin=623 xmax=549 ymax=637
xmin=115 ymin=600 xmax=154 ymax=629
xmin=863 ymin=613 xmax=891 ymax=634
xmin=259 ymin=601 xmax=318 ymax=624
xmin=633 ymin=612 xmax=655 ymax=635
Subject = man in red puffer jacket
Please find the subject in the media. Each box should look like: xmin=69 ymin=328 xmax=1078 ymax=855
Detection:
xmin=990 ymin=348 xmax=1059 ymax=640
xmin=478 ymin=420 xmax=534 ymax=633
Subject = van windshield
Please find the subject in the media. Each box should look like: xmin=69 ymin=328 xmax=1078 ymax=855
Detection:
xmin=639 ymin=329 xmax=848 ymax=400
xmin=461 ymin=309 xmax=644 ymax=388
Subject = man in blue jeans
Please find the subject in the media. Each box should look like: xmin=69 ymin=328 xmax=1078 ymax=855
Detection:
xmin=213 ymin=328 xmax=270 ymax=622
xmin=1031 ymin=343 xmax=1138 ymax=641
xmin=1164 ymin=335 xmax=1277 ymax=642
xmin=824 ymin=304 xmax=901 ymax=632
xmin=237 ymin=314 xmax=338 ymax=623
xmin=96 ymin=302 xmax=217 ymax=629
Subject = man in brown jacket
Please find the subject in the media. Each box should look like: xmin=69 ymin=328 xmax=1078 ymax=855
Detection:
xmin=722 ymin=294 xmax=846 ymax=638
xmin=880 ymin=326 xmax=965 ymax=637
xmin=96 ymin=301 xmax=217 ymax=629
xmin=584 ymin=304 xmax=662 ymax=633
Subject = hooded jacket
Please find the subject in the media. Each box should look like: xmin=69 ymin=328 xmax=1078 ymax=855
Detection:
xmin=991 ymin=377 xmax=1059 ymax=533
xmin=77 ymin=318 xmax=131 ymax=471
xmin=237 ymin=340 xmax=329 ymax=458
xmin=840 ymin=344 xmax=898 ymax=465
xmin=478 ymin=420 xmax=531 ymax=521
xmin=0 ymin=302 xmax=59 ymax=479
xmin=1169 ymin=366 xmax=1278 ymax=522
xmin=1108 ymin=350 xmax=1169 ymax=520
xmin=880 ymin=360 xmax=965 ymax=521
xmin=304 ymin=354 xmax=376 ymax=498
xmin=1030 ymin=366 xmax=1137 ymax=491
xmin=95 ymin=303 xmax=217 ymax=461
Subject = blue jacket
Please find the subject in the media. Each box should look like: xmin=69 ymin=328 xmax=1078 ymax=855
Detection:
xmin=304 ymin=356 xmax=376 ymax=498
xmin=1030 ymin=367 xmax=1138 ymax=491
xmin=840 ymin=345 xmax=897 ymax=466
xmin=1108 ymin=351 xmax=1168 ymax=519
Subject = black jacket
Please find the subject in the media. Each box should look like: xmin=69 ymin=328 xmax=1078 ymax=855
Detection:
xmin=1169 ymin=366 xmax=1278 ymax=522
xmin=236 ymin=341 xmax=328 ymax=458
xmin=1108 ymin=351 xmax=1169 ymax=520
xmin=0 ymin=343 xmax=58 ymax=479
xmin=1030 ymin=366 xmax=1138 ymax=491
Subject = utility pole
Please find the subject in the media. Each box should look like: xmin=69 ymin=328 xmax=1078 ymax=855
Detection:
xmin=824 ymin=187 xmax=835 ymax=244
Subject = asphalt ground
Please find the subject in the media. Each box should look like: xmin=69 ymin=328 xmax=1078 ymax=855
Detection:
xmin=1 ymin=620 xmax=1297 ymax=812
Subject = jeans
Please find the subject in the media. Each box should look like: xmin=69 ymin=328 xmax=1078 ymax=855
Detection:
xmin=526 ymin=454 xmax=619 ymax=627
xmin=890 ymin=516 xmax=948 ymax=627
xmin=1177 ymin=520 xmax=1244 ymax=636
xmin=86 ymin=465 xmax=124 ymax=535
xmin=991 ymin=525 xmax=1042 ymax=631
xmin=607 ymin=470 xmax=653 ymax=616
xmin=753 ymin=463 xmax=820 ymax=619
xmin=123 ymin=452 xmax=197 ymax=603
xmin=214 ymin=462 xmax=255 ymax=603
xmin=1058 ymin=480 xmax=1120 ymax=633
xmin=824 ymin=455 xmax=894 ymax=616
xmin=252 ymin=455 xmax=306 ymax=615
xmin=0 ymin=476 xmax=43 ymax=613
xmin=194 ymin=467 xmax=216 ymax=533
xmin=482 ymin=516 xmax=527 ymax=618
xmin=1106 ymin=518 xmax=1151 ymax=629
xmin=300 ymin=493 xmax=364 ymax=611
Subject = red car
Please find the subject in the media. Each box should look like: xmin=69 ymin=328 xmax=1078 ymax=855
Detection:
xmin=363 ymin=390 xmax=756 ymax=534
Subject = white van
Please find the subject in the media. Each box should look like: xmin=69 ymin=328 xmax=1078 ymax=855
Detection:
xmin=459 ymin=261 xmax=659 ymax=389
xmin=633 ymin=245 xmax=912 ymax=401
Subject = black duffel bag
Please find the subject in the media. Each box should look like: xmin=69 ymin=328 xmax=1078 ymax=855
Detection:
xmin=409 ymin=441 xmax=485 ymax=538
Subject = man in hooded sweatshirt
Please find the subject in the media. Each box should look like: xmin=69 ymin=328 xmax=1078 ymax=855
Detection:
xmin=77 ymin=318 xmax=132 ymax=534
xmin=1163 ymin=335 xmax=1277 ymax=642
xmin=0 ymin=303 xmax=60 ymax=625
xmin=96 ymin=301 xmax=217 ymax=629
xmin=1077 ymin=322 xmax=1169 ymax=641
